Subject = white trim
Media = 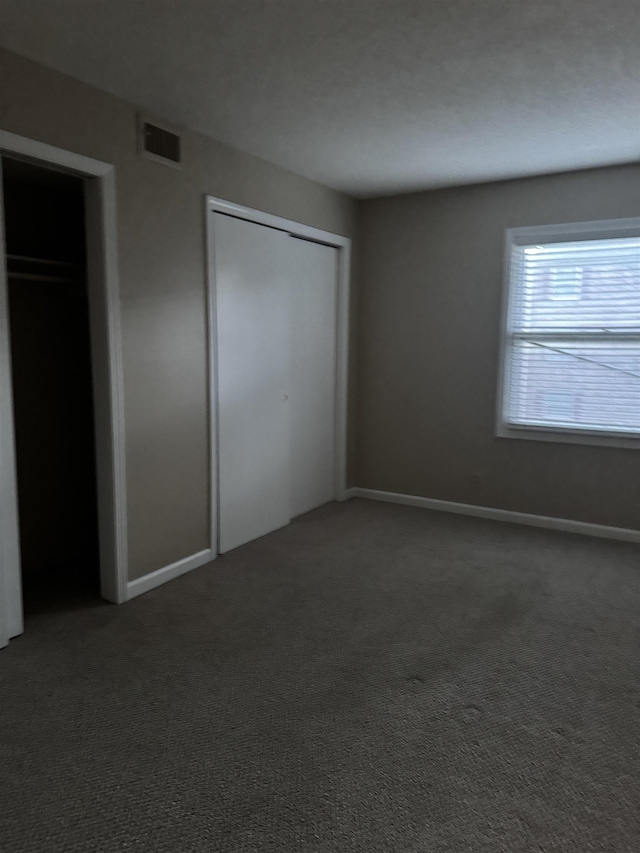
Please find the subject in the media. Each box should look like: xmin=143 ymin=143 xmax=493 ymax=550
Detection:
xmin=508 ymin=217 xmax=640 ymax=244
xmin=0 ymin=159 xmax=23 ymax=646
xmin=126 ymin=549 xmax=214 ymax=600
xmin=203 ymin=197 xmax=219 ymax=556
xmin=0 ymin=130 xmax=112 ymax=176
xmin=84 ymin=170 xmax=128 ymax=603
xmin=205 ymin=197 xmax=352 ymax=250
xmin=496 ymin=421 xmax=640 ymax=449
xmin=205 ymin=195 xmax=352 ymax=529
xmin=333 ymin=239 xmax=352 ymax=501
xmin=496 ymin=217 xmax=640 ymax=450
xmin=349 ymin=488 xmax=640 ymax=544
xmin=0 ymin=130 xmax=128 ymax=647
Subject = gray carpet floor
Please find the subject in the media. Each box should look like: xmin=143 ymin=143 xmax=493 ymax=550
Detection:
xmin=1 ymin=498 xmax=639 ymax=852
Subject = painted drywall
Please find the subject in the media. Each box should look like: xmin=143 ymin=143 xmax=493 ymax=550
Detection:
xmin=0 ymin=48 xmax=357 ymax=581
xmin=358 ymin=164 xmax=640 ymax=530
xmin=2 ymin=0 xmax=639 ymax=196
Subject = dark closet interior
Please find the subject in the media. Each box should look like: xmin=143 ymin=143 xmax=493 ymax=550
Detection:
xmin=2 ymin=157 xmax=100 ymax=611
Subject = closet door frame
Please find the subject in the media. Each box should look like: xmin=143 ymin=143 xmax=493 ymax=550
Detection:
xmin=205 ymin=196 xmax=352 ymax=552
xmin=0 ymin=130 xmax=128 ymax=647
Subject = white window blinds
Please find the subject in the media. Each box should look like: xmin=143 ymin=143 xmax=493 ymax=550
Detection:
xmin=501 ymin=221 xmax=640 ymax=441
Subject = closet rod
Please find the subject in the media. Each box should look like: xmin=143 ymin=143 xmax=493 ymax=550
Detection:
xmin=6 ymin=254 xmax=83 ymax=269
xmin=7 ymin=272 xmax=79 ymax=284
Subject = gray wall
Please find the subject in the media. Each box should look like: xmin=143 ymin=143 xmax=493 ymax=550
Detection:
xmin=358 ymin=164 xmax=640 ymax=530
xmin=0 ymin=48 xmax=357 ymax=580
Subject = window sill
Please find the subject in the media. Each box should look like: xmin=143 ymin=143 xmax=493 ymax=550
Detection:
xmin=496 ymin=423 xmax=640 ymax=450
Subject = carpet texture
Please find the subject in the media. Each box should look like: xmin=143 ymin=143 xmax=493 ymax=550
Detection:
xmin=1 ymin=498 xmax=639 ymax=852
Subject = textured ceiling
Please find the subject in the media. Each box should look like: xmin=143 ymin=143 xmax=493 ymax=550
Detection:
xmin=0 ymin=0 xmax=639 ymax=197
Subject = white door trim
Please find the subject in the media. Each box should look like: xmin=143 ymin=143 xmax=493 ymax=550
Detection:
xmin=0 ymin=129 xmax=128 ymax=646
xmin=205 ymin=195 xmax=352 ymax=553
xmin=0 ymin=158 xmax=21 ymax=647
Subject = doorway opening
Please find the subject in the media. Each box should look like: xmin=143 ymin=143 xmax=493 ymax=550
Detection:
xmin=2 ymin=158 xmax=101 ymax=615
xmin=0 ymin=132 xmax=127 ymax=648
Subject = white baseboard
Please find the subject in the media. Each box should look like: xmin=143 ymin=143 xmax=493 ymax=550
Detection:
xmin=126 ymin=548 xmax=215 ymax=600
xmin=347 ymin=487 xmax=640 ymax=544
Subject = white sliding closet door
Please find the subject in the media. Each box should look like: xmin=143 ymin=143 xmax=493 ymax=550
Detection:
xmin=289 ymin=238 xmax=338 ymax=518
xmin=214 ymin=213 xmax=292 ymax=553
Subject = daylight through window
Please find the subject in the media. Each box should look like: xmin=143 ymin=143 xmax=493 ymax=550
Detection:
xmin=499 ymin=220 xmax=640 ymax=444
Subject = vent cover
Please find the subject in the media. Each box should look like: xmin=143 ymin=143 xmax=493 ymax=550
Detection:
xmin=139 ymin=116 xmax=182 ymax=168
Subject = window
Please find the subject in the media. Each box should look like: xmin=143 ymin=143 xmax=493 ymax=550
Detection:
xmin=498 ymin=219 xmax=640 ymax=447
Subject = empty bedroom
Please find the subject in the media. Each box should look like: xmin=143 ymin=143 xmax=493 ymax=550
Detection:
xmin=0 ymin=2 xmax=638 ymax=851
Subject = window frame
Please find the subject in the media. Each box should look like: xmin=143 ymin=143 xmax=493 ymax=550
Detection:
xmin=496 ymin=217 xmax=640 ymax=450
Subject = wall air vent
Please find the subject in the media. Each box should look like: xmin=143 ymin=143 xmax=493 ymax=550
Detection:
xmin=139 ymin=115 xmax=182 ymax=168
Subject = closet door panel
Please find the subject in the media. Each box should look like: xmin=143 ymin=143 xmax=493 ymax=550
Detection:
xmin=289 ymin=238 xmax=338 ymax=517
xmin=215 ymin=214 xmax=291 ymax=553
